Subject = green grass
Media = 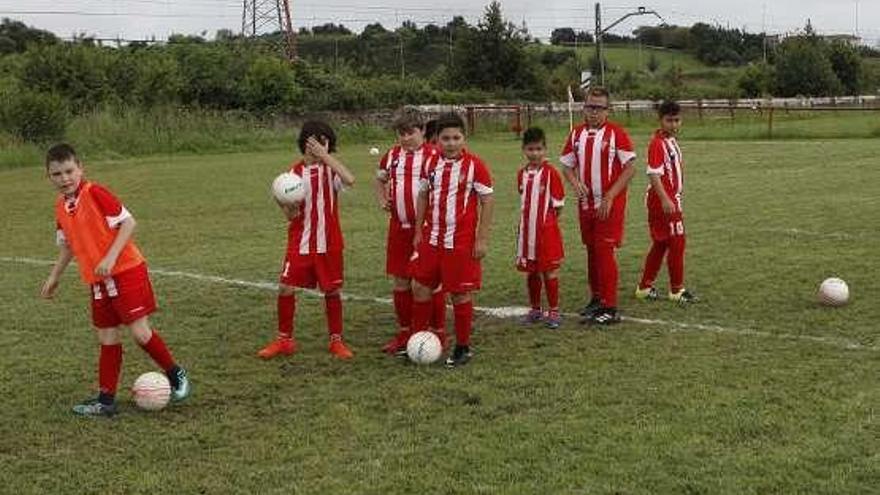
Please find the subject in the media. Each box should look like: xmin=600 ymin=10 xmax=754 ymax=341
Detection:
xmin=2 ymin=129 xmax=880 ymax=493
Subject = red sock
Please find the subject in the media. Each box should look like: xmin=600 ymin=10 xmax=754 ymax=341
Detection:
xmin=453 ymin=300 xmax=473 ymax=347
xmin=640 ymin=241 xmax=668 ymax=289
xmin=544 ymin=276 xmax=560 ymax=310
xmin=139 ymin=330 xmax=176 ymax=372
xmin=594 ymin=241 xmax=619 ymax=308
xmin=527 ymin=273 xmax=542 ymax=310
xmin=277 ymin=293 xmax=296 ymax=339
xmin=392 ymin=289 xmax=413 ymax=330
xmin=412 ymin=298 xmax=432 ymax=333
xmin=668 ymin=235 xmax=686 ymax=293
xmin=98 ymin=344 xmax=123 ymax=396
xmin=325 ymin=293 xmax=343 ymax=338
xmin=430 ymin=289 xmax=446 ymax=331
xmin=586 ymin=245 xmax=600 ymax=300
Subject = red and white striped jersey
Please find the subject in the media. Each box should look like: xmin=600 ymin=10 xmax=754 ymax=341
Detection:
xmin=646 ymin=130 xmax=684 ymax=208
xmin=516 ymin=162 xmax=565 ymax=261
xmin=560 ymin=121 xmax=636 ymax=209
xmin=377 ymin=143 xmax=438 ymax=229
xmin=287 ymin=160 xmax=345 ymax=255
xmin=420 ymin=150 xmax=494 ymax=250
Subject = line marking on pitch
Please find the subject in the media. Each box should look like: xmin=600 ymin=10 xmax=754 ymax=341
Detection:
xmin=3 ymin=256 xmax=873 ymax=353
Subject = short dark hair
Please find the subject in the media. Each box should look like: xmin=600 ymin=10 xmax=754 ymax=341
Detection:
xmin=522 ymin=127 xmax=546 ymax=146
xmin=585 ymin=86 xmax=610 ymax=101
xmin=424 ymin=119 xmax=439 ymax=141
xmin=392 ymin=107 xmax=424 ymax=133
xmin=434 ymin=113 xmax=466 ymax=135
xmin=658 ymin=100 xmax=681 ymax=118
xmin=297 ymin=120 xmax=337 ymax=154
xmin=45 ymin=143 xmax=78 ymax=168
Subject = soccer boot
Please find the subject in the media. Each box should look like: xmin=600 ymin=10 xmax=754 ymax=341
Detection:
xmin=579 ymin=297 xmax=602 ymax=317
xmin=257 ymin=338 xmax=298 ymax=359
xmin=382 ymin=329 xmax=411 ymax=355
xmin=444 ymin=345 xmax=473 ymax=369
xmin=520 ymin=308 xmax=544 ymax=325
xmin=635 ymin=286 xmax=659 ymax=301
xmin=73 ymin=398 xmax=117 ymax=417
xmin=544 ymin=310 xmax=562 ymax=330
xmin=586 ymin=307 xmax=622 ymax=326
xmin=669 ymin=289 xmax=699 ymax=305
xmin=329 ymin=338 xmax=354 ymax=360
xmin=169 ymin=367 xmax=191 ymax=403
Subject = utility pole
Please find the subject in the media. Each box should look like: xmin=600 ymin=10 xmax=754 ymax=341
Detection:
xmin=593 ymin=3 xmax=665 ymax=86
xmin=241 ymin=0 xmax=297 ymax=61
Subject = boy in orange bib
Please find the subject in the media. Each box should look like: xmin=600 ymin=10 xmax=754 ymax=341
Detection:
xmin=41 ymin=144 xmax=190 ymax=417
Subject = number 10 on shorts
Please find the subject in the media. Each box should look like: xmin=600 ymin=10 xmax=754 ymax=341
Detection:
xmin=669 ymin=220 xmax=685 ymax=237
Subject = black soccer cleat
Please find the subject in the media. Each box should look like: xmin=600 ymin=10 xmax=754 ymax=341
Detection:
xmin=579 ymin=297 xmax=602 ymax=317
xmin=444 ymin=345 xmax=473 ymax=369
xmin=585 ymin=307 xmax=621 ymax=326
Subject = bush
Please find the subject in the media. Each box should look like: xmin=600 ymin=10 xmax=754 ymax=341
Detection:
xmin=0 ymin=87 xmax=68 ymax=142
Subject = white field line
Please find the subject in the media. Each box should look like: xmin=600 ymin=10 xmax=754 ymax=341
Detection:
xmin=756 ymin=228 xmax=857 ymax=241
xmin=3 ymin=256 xmax=873 ymax=353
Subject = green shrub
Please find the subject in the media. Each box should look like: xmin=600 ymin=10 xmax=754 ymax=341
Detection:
xmin=0 ymin=88 xmax=69 ymax=142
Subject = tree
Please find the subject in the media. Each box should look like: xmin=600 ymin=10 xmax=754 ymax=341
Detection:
xmin=738 ymin=62 xmax=774 ymax=97
xmin=449 ymin=2 xmax=536 ymax=92
xmin=0 ymin=18 xmax=58 ymax=55
xmin=550 ymin=28 xmax=576 ymax=46
xmin=828 ymin=41 xmax=863 ymax=95
xmin=312 ymin=23 xmax=351 ymax=36
xmin=774 ymin=36 xmax=840 ymax=96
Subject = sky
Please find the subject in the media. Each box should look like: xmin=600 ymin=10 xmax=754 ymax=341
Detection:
xmin=1 ymin=0 xmax=876 ymax=45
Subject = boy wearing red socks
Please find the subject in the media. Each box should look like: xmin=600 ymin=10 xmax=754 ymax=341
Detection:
xmin=636 ymin=101 xmax=698 ymax=304
xmin=409 ymin=113 xmax=494 ymax=368
xmin=258 ymin=121 xmax=357 ymax=360
xmin=41 ymin=144 xmax=190 ymax=417
xmin=516 ymin=127 xmax=565 ymax=329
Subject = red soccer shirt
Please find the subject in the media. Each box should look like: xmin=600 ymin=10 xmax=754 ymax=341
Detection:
xmin=420 ymin=150 xmax=493 ymax=250
xmin=560 ymin=121 xmax=636 ymax=210
xmin=287 ymin=160 xmax=345 ymax=255
xmin=646 ymin=130 xmax=684 ymax=209
xmin=516 ymin=162 xmax=564 ymax=262
xmin=377 ymin=143 xmax=438 ymax=229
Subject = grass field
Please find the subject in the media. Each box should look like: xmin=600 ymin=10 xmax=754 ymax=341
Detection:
xmin=2 ymin=127 xmax=879 ymax=493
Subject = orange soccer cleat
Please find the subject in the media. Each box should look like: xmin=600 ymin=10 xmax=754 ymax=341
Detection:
xmin=257 ymin=338 xmax=298 ymax=359
xmin=328 ymin=339 xmax=354 ymax=360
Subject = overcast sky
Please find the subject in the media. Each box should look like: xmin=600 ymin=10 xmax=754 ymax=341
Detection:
xmin=2 ymin=0 xmax=876 ymax=45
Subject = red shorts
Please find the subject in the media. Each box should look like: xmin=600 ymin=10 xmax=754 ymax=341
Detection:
xmin=280 ymin=250 xmax=344 ymax=292
xmin=516 ymin=223 xmax=564 ymax=273
xmin=578 ymin=199 xmax=626 ymax=247
xmin=410 ymin=243 xmax=481 ymax=293
xmin=386 ymin=219 xmax=416 ymax=278
xmin=90 ymin=263 xmax=157 ymax=329
xmin=648 ymin=208 xmax=685 ymax=242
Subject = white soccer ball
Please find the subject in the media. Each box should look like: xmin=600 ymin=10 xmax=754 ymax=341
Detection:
xmin=369 ymin=147 xmax=380 ymax=156
xmin=406 ymin=331 xmax=442 ymax=365
xmin=271 ymin=172 xmax=305 ymax=204
xmin=818 ymin=277 xmax=849 ymax=307
xmin=131 ymin=372 xmax=171 ymax=411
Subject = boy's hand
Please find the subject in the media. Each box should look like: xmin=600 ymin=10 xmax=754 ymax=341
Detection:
xmin=597 ymin=195 xmax=614 ymax=220
xmin=276 ymin=199 xmax=301 ymax=219
xmin=473 ymin=238 xmax=489 ymax=259
xmin=412 ymin=229 xmax=422 ymax=250
xmin=95 ymin=256 xmax=116 ymax=278
xmin=661 ymin=197 xmax=676 ymax=216
xmin=378 ymin=190 xmax=391 ymax=211
xmin=573 ymin=181 xmax=589 ymax=200
xmin=40 ymin=276 xmax=59 ymax=299
xmin=305 ymin=136 xmax=330 ymax=160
